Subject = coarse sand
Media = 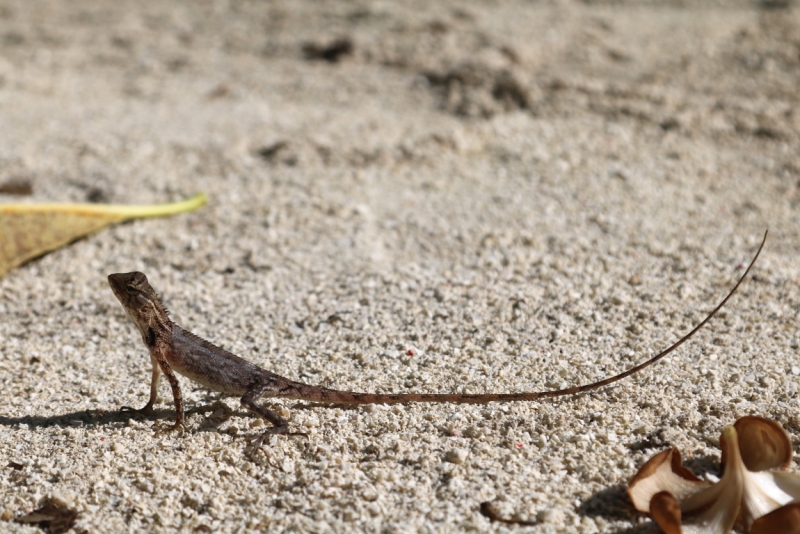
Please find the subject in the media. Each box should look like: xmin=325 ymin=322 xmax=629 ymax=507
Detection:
xmin=1 ymin=1 xmax=800 ymax=532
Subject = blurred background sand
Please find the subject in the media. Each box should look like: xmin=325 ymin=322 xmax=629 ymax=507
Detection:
xmin=1 ymin=1 xmax=799 ymax=532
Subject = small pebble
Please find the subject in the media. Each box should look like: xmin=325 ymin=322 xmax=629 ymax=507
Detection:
xmin=50 ymin=492 xmax=75 ymax=508
xmin=537 ymin=508 xmax=564 ymax=523
xmin=445 ymin=448 xmax=468 ymax=464
xmin=281 ymin=458 xmax=295 ymax=473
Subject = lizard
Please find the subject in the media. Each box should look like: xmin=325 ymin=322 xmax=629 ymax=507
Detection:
xmin=107 ymin=231 xmax=766 ymax=456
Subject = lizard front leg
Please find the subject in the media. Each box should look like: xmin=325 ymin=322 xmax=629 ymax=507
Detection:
xmin=151 ymin=344 xmax=186 ymax=433
xmin=122 ymin=354 xmax=161 ymax=414
xmin=241 ymin=383 xmax=306 ymax=458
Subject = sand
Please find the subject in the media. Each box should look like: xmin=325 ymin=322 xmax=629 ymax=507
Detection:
xmin=1 ymin=0 xmax=799 ymax=532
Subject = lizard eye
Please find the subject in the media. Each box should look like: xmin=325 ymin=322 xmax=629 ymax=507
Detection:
xmin=125 ymin=284 xmax=137 ymax=293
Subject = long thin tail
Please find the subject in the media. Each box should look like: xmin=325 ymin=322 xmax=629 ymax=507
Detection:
xmin=286 ymin=232 xmax=766 ymax=405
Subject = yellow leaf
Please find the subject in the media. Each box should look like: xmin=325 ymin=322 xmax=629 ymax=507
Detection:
xmin=0 ymin=193 xmax=207 ymax=276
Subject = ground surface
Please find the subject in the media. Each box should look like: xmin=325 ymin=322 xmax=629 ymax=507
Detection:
xmin=1 ymin=1 xmax=799 ymax=532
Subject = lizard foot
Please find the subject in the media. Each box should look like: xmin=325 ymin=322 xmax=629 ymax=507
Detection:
xmin=153 ymin=421 xmax=187 ymax=437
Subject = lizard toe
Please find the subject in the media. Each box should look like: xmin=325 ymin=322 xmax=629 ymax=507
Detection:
xmin=153 ymin=421 xmax=187 ymax=436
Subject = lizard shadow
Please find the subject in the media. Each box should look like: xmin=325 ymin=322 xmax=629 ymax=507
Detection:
xmin=0 ymin=408 xmax=166 ymax=429
xmin=0 ymin=391 xmax=338 ymax=434
xmin=0 ymin=401 xmax=236 ymax=433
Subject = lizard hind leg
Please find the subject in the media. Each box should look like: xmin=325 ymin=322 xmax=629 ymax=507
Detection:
xmin=241 ymin=384 xmax=308 ymax=458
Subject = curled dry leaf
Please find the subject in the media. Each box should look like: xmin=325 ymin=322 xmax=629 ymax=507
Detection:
xmin=727 ymin=416 xmax=792 ymax=472
xmin=628 ymin=416 xmax=800 ymax=533
xmin=628 ymin=447 xmax=711 ymax=512
xmin=650 ymin=492 xmax=683 ymax=534
xmin=0 ymin=193 xmax=206 ymax=277
xmin=750 ymin=502 xmax=800 ymax=534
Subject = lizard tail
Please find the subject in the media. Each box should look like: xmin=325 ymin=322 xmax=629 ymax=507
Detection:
xmin=285 ymin=231 xmax=765 ymax=406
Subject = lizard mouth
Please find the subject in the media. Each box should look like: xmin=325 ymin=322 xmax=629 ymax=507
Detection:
xmin=107 ymin=273 xmax=127 ymax=299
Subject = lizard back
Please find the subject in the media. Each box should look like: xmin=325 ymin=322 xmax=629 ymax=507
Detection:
xmin=169 ymin=325 xmax=277 ymax=396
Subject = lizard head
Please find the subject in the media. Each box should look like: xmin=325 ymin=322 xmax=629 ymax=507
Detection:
xmin=108 ymin=272 xmax=170 ymax=342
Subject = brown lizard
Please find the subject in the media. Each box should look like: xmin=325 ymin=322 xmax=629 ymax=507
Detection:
xmin=108 ymin=231 xmax=766 ymax=455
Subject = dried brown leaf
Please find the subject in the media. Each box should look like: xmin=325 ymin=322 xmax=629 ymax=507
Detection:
xmin=0 ymin=193 xmax=206 ymax=277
